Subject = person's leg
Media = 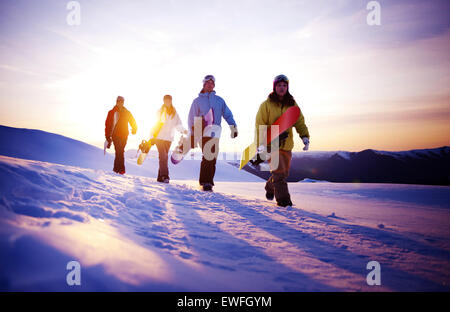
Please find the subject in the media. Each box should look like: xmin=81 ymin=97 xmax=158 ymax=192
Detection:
xmin=265 ymin=175 xmax=275 ymax=200
xmin=112 ymin=136 xmax=122 ymax=173
xmin=119 ymin=136 xmax=128 ymax=173
xmin=156 ymin=139 xmax=171 ymax=181
xmin=113 ymin=147 xmax=119 ymax=173
xmin=164 ymin=140 xmax=172 ymax=179
xmin=155 ymin=140 xmax=163 ymax=181
xmin=113 ymin=136 xmax=127 ymax=174
xmin=199 ymin=137 xmax=219 ymax=186
xmin=270 ymin=150 xmax=292 ymax=206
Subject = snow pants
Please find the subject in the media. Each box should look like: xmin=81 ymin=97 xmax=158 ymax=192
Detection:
xmin=112 ymin=135 xmax=128 ymax=173
xmin=265 ymin=149 xmax=292 ymax=203
xmin=155 ymin=139 xmax=172 ymax=181
xmin=199 ymin=137 xmax=219 ymax=186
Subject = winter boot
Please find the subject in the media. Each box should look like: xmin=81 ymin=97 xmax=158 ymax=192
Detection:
xmin=202 ymin=183 xmax=213 ymax=192
xmin=265 ymin=191 xmax=274 ymax=201
xmin=265 ymin=177 xmax=275 ymax=200
xmin=277 ymin=198 xmax=293 ymax=207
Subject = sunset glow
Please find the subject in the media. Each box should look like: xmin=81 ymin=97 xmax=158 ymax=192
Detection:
xmin=0 ymin=0 xmax=449 ymax=152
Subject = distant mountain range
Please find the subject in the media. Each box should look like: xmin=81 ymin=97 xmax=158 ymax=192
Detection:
xmin=1 ymin=125 xmax=448 ymax=186
xmin=234 ymin=147 xmax=450 ymax=186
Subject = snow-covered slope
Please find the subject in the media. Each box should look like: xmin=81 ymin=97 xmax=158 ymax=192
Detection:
xmin=0 ymin=125 xmax=113 ymax=170
xmin=0 ymin=125 xmax=261 ymax=182
xmin=0 ymin=125 xmax=449 ymax=291
xmin=0 ymin=155 xmax=449 ymax=291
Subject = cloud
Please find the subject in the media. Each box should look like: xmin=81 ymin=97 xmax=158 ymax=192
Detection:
xmin=0 ymin=64 xmax=43 ymax=78
xmin=314 ymin=93 xmax=450 ymax=126
xmin=45 ymin=28 xmax=105 ymax=55
xmin=291 ymin=0 xmax=450 ymax=53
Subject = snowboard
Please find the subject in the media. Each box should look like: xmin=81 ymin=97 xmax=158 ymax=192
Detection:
xmin=137 ymin=119 xmax=165 ymax=165
xmin=171 ymin=108 xmax=214 ymax=165
xmin=137 ymin=139 xmax=151 ymax=165
xmin=239 ymin=105 xmax=300 ymax=170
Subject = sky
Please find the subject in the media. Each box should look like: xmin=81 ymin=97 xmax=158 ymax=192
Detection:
xmin=0 ymin=0 xmax=449 ymax=152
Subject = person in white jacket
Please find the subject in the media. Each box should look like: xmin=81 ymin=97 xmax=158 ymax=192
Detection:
xmin=151 ymin=95 xmax=187 ymax=183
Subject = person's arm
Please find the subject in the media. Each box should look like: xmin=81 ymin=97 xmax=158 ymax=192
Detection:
xmin=221 ymin=98 xmax=236 ymax=126
xmin=293 ymin=106 xmax=309 ymax=139
xmin=105 ymin=110 xmax=113 ymax=139
xmin=220 ymin=98 xmax=238 ymax=138
xmin=129 ymin=111 xmax=138 ymax=135
xmin=174 ymin=112 xmax=187 ymax=134
xmin=104 ymin=110 xmax=114 ymax=148
xmin=255 ymin=101 xmax=268 ymax=146
xmin=187 ymin=100 xmax=197 ymax=132
xmin=293 ymin=104 xmax=310 ymax=150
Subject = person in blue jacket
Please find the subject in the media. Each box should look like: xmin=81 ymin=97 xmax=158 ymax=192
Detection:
xmin=188 ymin=75 xmax=238 ymax=191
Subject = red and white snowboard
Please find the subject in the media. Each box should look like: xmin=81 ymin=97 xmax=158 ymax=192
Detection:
xmin=239 ymin=105 xmax=300 ymax=170
xmin=171 ymin=108 xmax=214 ymax=165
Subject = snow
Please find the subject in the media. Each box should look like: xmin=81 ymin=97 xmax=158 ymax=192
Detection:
xmin=299 ymin=178 xmax=330 ymax=183
xmin=0 ymin=125 xmax=261 ymax=182
xmin=0 ymin=125 xmax=449 ymax=291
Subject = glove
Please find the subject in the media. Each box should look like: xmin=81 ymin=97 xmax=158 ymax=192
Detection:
xmin=302 ymin=137 xmax=310 ymax=151
xmin=132 ymin=128 xmax=137 ymax=135
xmin=230 ymin=125 xmax=238 ymax=139
xmin=249 ymin=153 xmax=264 ymax=167
xmin=106 ymin=137 xmax=112 ymax=149
xmin=139 ymin=140 xmax=152 ymax=153
xmin=251 ymin=145 xmax=270 ymax=166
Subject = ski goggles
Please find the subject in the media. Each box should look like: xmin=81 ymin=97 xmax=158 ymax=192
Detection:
xmin=203 ymin=75 xmax=215 ymax=84
xmin=273 ymin=74 xmax=289 ymax=84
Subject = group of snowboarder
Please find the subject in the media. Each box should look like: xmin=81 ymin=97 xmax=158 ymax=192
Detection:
xmin=104 ymin=74 xmax=309 ymax=207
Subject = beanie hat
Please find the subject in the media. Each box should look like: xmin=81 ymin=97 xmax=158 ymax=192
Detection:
xmin=273 ymin=74 xmax=289 ymax=91
xmin=203 ymin=74 xmax=215 ymax=84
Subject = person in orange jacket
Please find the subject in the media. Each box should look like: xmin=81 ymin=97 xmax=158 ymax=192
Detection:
xmin=105 ymin=96 xmax=137 ymax=174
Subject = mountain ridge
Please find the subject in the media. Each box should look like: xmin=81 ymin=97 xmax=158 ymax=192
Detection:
xmin=239 ymin=146 xmax=450 ymax=185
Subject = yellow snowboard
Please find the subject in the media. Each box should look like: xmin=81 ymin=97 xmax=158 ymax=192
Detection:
xmin=239 ymin=142 xmax=257 ymax=170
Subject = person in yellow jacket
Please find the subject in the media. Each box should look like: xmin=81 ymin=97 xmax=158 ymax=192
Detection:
xmin=255 ymin=74 xmax=310 ymax=207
